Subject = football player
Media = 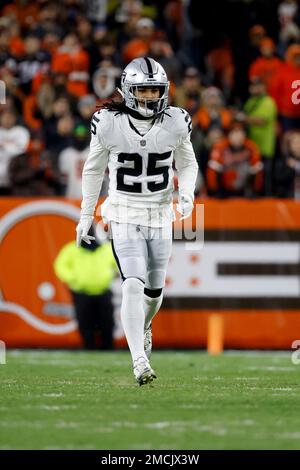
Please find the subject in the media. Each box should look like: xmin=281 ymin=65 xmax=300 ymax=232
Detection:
xmin=76 ymin=57 xmax=198 ymax=385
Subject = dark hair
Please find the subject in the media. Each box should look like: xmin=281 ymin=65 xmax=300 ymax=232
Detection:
xmin=98 ymin=99 xmax=128 ymax=114
xmin=96 ymin=88 xmax=127 ymax=114
xmin=96 ymin=88 xmax=168 ymax=121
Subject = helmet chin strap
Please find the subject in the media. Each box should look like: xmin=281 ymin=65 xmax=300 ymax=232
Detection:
xmin=137 ymin=98 xmax=159 ymax=117
xmin=137 ymin=104 xmax=155 ymax=117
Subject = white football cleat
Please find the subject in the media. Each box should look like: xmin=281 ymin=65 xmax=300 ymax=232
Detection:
xmin=144 ymin=324 xmax=152 ymax=360
xmin=133 ymin=356 xmax=156 ymax=386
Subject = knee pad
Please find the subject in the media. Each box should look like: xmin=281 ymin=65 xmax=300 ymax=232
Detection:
xmin=122 ymin=277 xmax=144 ymax=297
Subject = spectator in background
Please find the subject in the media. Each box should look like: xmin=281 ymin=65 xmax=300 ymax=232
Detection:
xmin=1 ymin=0 xmax=40 ymax=31
xmin=173 ymin=67 xmax=203 ymax=115
xmin=7 ymin=17 xmax=24 ymax=58
xmin=234 ymin=24 xmax=267 ymax=103
xmin=84 ymin=0 xmax=108 ymax=26
xmin=196 ymin=125 xmax=225 ymax=184
xmin=277 ymin=0 xmax=300 ymax=57
xmin=275 ymin=130 xmax=300 ymax=196
xmin=0 ymin=27 xmax=17 ymax=68
xmin=2 ymin=0 xmax=300 ymax=201
xmin=23 ymin=80 xmax=57 ymax=132
xmin=122 ymin=17 xmax=155 ymax=64
xmin=114 ymin=0 xmax=144 ymax=26
xmin=241 ymin=76 xmax=277 ymax=196
xmin=30 ymin=2 xmax=63 ymax=39
xmin=51 ymin=71 xmax=71 ymax=97
xmin=163 ymin=0 xmax=184 ymax=53
xmin=278 ymin=0 xmax=299 ymax=26
xmin=9 ymin=137 xmax=59 ymax=196
xmin=285 ymin=132 xmax=300 ymax=200
xmin=114 ymin=0 xmax=144 ymax=48
xmin=3 ymin=23 xmax=23 ymax=63
xmin=51 ymin=33 xmax=90 ymax=97
xmin=278 ymin=22 xmax=300 ymax=58
xmin=206 ymin=121 xmax=263 ymax=198
xmin=0 ymin=108 xmax=30 ymax=195
xmin=45 ymin=114 xmax=75 ymax=156
xmin=275 ymin=130 xmax=300 ymax=198
xmin=271 ymin=43 xmax=300 ymax=131
xmin=148 ymin=33 xmax=181 ymax=85
xmin=95 ymin=58 xmax=122 ymax=78
xmin=42 ymin=31 xmax=61 ymax=57
xmin=0 ymin=67 xmax=23 ymax=114
xmin=246 ymin=25 xmax=268 ymax=65
xmin=15 ymin=34 xmax=51 ymax=95
xmin=76 ymin=15 xmax=93 ymax=50
xmin=59 ymin=123 xmax=90 ymax=199
xmin=92 ymin=67 xmax=118 ymax=101
xmin=193 ymin=86 xmax=233 ymax=134
xmin=54 ymin=227 xmax=117 ymax=350
xmin=89 ymin=36 xmax=122 ymax=77
xmin=77 ymin=94 xmax=97 ymax=127
xmin=92 ymin=23 xmax=108 ymax=45
xmin=249 ymin=37 xmax=283 ymax=95
xmin=205 ymin=35 xmax=235 ymax=102
xmin=192 ymin=86 xmax=233 ymax=180
xmin=43 ymin=95 xmax=74 ymax=148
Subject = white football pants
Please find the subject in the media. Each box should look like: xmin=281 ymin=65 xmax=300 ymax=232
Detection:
xmin=109 ymin=221 xmax=172 ymax=289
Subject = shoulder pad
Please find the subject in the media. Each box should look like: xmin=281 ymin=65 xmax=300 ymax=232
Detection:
xmin=90 ymin=109 xmax=113 ymax=136
xmin=164 ymin=106 xmax=192 ymax=137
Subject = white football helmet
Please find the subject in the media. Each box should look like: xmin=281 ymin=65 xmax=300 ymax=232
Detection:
xmin=121 ymin=57 xmax=169 ymax=117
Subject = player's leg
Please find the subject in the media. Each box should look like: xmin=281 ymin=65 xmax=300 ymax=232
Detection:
xmin=121 ymin=275 xmax=157 ymax=385
xmin=143 ymin=287 xmax=163 ymax=360
xmin=110 ymin=221 xmax=157 ymax=384
xmin=144 ymin=287 xmax=164 ymax=331
xmin=144 ymin=224 xmax=172 ymax=358
xmin=110 ymin=222 xmax=150 ymax=364
xmin=145 ymin=224 xmax=172 ymax=326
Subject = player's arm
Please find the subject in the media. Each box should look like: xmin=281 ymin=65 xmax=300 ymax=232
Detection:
xmin=76 ymin=113 xmax=109 ymax=246
xmin=173 ymin=114 xmax=199 ymax=219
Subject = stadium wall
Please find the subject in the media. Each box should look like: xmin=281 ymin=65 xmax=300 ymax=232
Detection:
xmin=0 ymin=197 xmax=300 ymax=350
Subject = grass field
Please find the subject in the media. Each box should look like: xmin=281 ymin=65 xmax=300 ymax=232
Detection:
xmin=0 ymin=350 xmax=299 ymax=450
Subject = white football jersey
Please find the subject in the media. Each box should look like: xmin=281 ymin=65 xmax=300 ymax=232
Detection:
xmin=81 ymin=106 xmax=198 ymax=227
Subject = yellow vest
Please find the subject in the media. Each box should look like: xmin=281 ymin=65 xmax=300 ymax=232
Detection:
xmin=54 ymin=242 xmax=117 ymax=295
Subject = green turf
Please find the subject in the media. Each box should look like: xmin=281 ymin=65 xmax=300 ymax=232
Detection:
xmin=0 ymin=350 xmax=299 ymax=450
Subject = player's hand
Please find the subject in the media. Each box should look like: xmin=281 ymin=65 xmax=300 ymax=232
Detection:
xmin=176 ymin=194 xmax=194 ymax=221
xmin=76 ymin=215 xmax=95 ymax=247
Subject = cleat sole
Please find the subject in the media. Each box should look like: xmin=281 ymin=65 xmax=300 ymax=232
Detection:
xmin=137 ymin=370 xmax=157 ymax=386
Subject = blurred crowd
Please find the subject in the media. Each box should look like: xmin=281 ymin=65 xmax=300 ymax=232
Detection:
xmin=1 ymin=0 xmax=300 ymax=199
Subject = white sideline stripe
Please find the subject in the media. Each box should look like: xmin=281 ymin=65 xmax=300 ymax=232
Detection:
xmin=0 ymin=301 xmax=76 ymax=334
xmin=280 ymin=432 xmax=300 ymax=439
xmin=247 ymin=365 xmax=295 ymax=371
xmin=43 ymin=393 xmax=63 ymax=397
